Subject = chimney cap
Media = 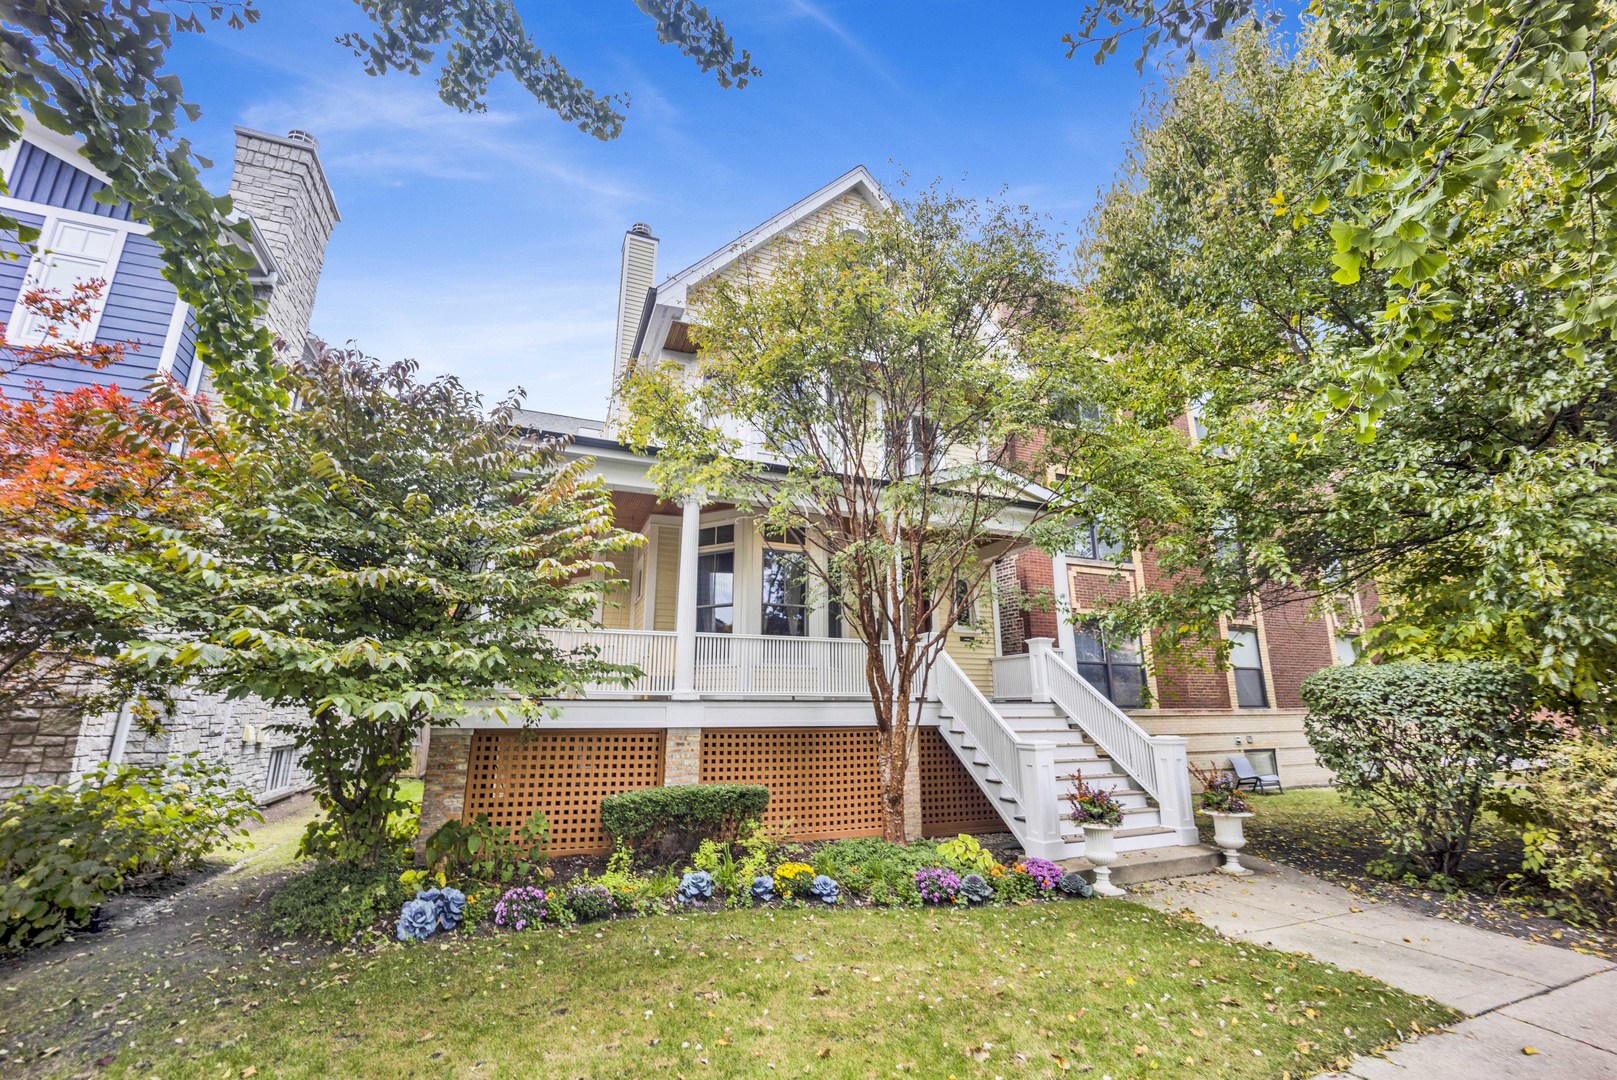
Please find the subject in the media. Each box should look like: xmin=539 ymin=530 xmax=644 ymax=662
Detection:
xmin=285 ymin=129 xmax=320 ymax=149
xmin=629 ymin=222 xmax=654 ymax=238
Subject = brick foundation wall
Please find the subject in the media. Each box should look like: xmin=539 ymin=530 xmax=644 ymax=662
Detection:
xmin=664 ymin=727 xmax=701 ymax=785
xmin=417 ymin=728 xmax=472 ymax=853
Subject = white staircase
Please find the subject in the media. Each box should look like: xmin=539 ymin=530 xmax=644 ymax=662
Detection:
xmin=931 ymin=642 xmax=1197 ymax=861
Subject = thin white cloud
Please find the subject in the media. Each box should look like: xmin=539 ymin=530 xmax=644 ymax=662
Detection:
xmin=785 ymin=0 xmax=907 ymax=93
xmin=239 ymin=77 xmax=639 ymax=202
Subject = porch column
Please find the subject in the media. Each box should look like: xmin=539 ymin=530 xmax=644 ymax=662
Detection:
xmin=672 ymin=493 xmax=702 ymax=700
xmin=1050 ymin=553 xmax=1076 ymax=661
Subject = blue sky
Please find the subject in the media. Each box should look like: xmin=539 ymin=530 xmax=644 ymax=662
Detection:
xmin=166 ymin=1 xmax=1164 ymax=420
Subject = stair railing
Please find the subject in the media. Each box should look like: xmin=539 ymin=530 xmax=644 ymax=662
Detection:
xmin=1035 ymin=641 xmax=1197 ymax=842
xmin=932 ymin=651 xmax=1066 ymax=857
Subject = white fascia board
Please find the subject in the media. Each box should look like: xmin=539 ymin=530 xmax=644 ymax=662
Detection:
xmin=655 ymin=165 xmax=892 ymax=308
xmin=565 ymin=443 xmax=661 ymax=495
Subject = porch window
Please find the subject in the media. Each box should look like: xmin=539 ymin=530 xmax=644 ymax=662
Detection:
xmin=1073 ymin=619 xmax=1146 ymax=708
xmin=696 ymin=525 xmax=734 ymax=633
xmin=761 ymin=548 xmax=809 ymax=636
xmin=1230 ymin=627 xmax=1268 ymax=707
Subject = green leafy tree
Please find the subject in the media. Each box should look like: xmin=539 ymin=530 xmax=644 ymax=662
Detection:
xmin=1 ymin=1 xmax=755 ymax=405
xmin=1073 ymin=23 xmax=1617 ymax=710
xmin=620 ymin=190 xmax=1077 ymax=841
xmin=130 ymin=348 xmax=638 ymax=863
xmin=1063 ymin=0 xmax=1615 ymax=398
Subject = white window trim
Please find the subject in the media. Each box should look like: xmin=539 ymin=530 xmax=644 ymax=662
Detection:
xmin=155 ymin=296 xmax=191 ymax=375
xmin=5 ymin=215 xmax=129 ymax=348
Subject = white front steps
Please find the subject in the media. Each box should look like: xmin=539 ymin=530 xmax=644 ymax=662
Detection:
xmin=937 ymin=697 xmax=1182 ymax=861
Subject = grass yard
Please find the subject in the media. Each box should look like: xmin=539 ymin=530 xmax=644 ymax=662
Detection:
xmin=99 ymin=900 xmax=1450 ymax=1079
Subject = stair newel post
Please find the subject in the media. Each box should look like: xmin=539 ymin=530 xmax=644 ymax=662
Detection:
xmin=1019 ymin=740 xmax=1064 ymax=859
xmin=1026 ymin=637 xmax=1054 ymax=704
xmin=1150 ymin=735 xmax=1199 ymax=844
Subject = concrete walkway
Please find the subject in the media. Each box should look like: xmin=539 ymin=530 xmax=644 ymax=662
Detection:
xmin=1132 ymin=858 xmax=1617 ymax=1078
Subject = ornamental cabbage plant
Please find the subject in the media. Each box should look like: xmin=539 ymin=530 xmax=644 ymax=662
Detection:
xmin=1058 ymin=871 xmax=1095 ymax=898
xmin=396 ymin=897 xmax=437 ymax=942
xmin=751 ymin=875 xmax=776 ymax=903
xmin=808 ymin=875 xmax=840 ymax=904
xmin=959 ymin=873 xmax=994 ymax=903
xmin=677 ymin=870 xmax=715 ymax=903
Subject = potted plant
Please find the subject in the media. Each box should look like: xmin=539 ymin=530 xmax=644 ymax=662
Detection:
xmin=1191 ymin=761 xmax=1255 ymax=876
xmin=1064 ymin=775 xmax=1126 ymax=896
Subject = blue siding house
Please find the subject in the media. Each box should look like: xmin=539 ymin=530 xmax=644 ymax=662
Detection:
xmin=0 ymin=120 xmax=341 ymax=803
xmin=0 ymin=121 xmax=339 ymax=398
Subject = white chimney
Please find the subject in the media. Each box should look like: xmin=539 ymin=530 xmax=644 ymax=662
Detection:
xmin=612 ymin=223 xmax=658 ymax=389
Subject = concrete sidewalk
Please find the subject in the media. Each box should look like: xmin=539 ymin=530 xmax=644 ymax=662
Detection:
xmin=1132 ymin=859 xmax=1617 ymax=1078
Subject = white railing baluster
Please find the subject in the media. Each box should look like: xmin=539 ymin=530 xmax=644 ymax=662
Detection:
xmin=1039 ymin=647 xmax=1197 ymax=842
xmin=932 ymin=651 xmax=1065 ymax=859
xmin=990 ymin=654 xmax=1033 ymax=699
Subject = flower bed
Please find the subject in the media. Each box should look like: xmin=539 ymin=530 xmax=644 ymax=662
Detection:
xmin=377 ymin=824 xmax=1101 ymax=946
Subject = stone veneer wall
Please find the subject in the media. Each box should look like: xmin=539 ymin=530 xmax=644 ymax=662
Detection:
xmin=0 ymin=698 xmax=84 ymax=791
xmin=68 ymin=689 xmax=314 ymax=801
xmin=1 ymin=687 xmax=313 ymax=800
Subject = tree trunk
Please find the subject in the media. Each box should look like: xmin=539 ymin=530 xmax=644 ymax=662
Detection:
xmin=878 ymin=723 xmax=909 ymax=842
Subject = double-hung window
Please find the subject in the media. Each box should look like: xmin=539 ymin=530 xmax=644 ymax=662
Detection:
xmin=1073 ymin=619 xmax=1146 ymax=708
xmin=1229 ymin=627 xmax=1268 ymax=707
xmin=760 ymin=527 xmax=809 ymax=637
xmin=695 ymin=524 xmax=735 ymax=634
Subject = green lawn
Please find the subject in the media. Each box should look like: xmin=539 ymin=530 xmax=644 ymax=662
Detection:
xmin=102 ymin=900 xmax=1450 ymax=1079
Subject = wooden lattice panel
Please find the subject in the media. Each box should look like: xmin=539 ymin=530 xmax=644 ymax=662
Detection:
xmin=919 ymin=728 xmax=1008 ymax=837
xmin=462 ymin=730 xmax=665 ymax=856
xmin=699 ymin=728 xmax=883 ymax=841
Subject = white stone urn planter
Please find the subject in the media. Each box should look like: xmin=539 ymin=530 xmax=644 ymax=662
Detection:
xmin=1081 ymin=822 xmax=1127 ymax=896
xmin=1200 ymin=810 xmax=1255 ymax=876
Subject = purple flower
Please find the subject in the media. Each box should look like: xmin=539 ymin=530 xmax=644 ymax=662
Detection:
xmin=914 ymin=866 xmax=961 ymax=904
xmin=494 ymin=885 xmax=550 ymax=930
xmin=1021 ymin=858 xmax=1063 ymax=891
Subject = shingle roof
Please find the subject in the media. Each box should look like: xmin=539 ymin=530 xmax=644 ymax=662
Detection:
xmin=510 ymin=409 xmax=609 ymax=438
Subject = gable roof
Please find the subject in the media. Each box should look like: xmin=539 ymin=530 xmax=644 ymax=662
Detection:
xmin=653 ymin=165 xmax=892 ymax=309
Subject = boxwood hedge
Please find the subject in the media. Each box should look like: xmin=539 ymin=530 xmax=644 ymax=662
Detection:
xmin=600 ymin=784 xmax=769 ymax=857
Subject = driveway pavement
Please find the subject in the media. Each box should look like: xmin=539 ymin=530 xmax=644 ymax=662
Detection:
xmin=1132 ymin=858 xmax=1617 ymax=1078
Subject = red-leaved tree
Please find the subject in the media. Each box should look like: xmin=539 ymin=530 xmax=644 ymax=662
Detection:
xmin=1 ymin=285 xmax=221 ymax=725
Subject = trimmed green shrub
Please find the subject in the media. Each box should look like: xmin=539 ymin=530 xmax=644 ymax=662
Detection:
xmin=1495 ymin=731 xmax=1617 ymax=928
xmin=0 ymin=754 xmax=259 ymax=951
xmin=268 ymin=860 xmax=412 ymax=943
xmin=599 ymin=784 xmax=768 ymax=857
xmin=1302 ymin=660 xmax=1548 ymax=879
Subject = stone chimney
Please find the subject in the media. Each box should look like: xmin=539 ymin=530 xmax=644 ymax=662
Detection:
xmin=612 ymin=222 xmax=658 ymax=388
xmin=229 ymin=127 xmax=340 ymax=361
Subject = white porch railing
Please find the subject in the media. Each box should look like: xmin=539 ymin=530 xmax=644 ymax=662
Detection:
xmin=542 ymin=628 xmax=676 ymax=696
xmin=1038 ymin=644 xmax=1196 ymax=841
xmin=694 ymin=633 xmax=875 ymax=697
xmin=543 ymin=628 xmax=885 ymax=699
xmin=934 ymin=651 xmax=1065 ymax=858
xmin=990 ymin=654 xmax=1033 ymax=700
